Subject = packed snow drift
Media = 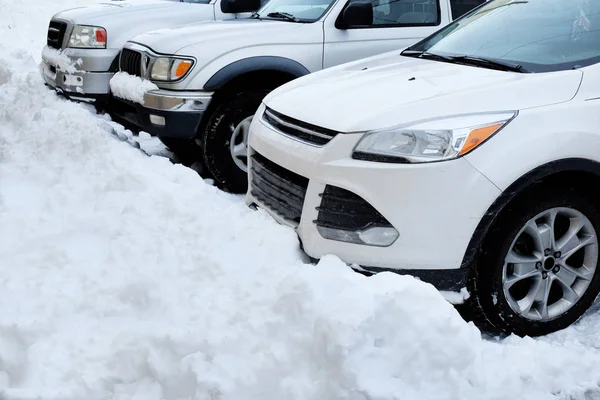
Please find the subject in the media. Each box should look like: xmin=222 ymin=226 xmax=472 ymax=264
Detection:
xmin=1 ymin=1 xmax=600 ymax=399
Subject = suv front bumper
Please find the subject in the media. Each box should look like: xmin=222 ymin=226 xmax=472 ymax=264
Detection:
xmin=112 ymin=89 xmax=213 ymax=138
xmin=41 ymin=46 xmax=120 ymax=102
xmin=246 ymin=106 xmax=502 ymax=293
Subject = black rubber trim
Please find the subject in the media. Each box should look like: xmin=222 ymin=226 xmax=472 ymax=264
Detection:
xmin=357 ymin=265 xmax=469 ymax=292
xmin=108 ymin=52 xmax=120 ymax=73
xmin=460 ymin=158 xmax=600 ymax=271
xmin=109 ymin=97 xmax=204 ymax=139
xmin=203 ymin=56 xmax=310 ymax=91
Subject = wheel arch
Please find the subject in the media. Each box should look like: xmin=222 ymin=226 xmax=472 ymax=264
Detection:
xmin=202 ymin=56 xmax=310 ymax=91
xmin=461 ymin=158 xmax=600 ymax=272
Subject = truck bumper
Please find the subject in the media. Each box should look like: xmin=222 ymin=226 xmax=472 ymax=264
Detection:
xmin=112 ymin=89 xmax=213 ymax=139
xmin=41 ymin=46 xmax=119 ymax=102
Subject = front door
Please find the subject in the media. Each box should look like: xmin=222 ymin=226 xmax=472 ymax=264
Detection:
xmin=322 ymin=0 xmax=451 ymax=68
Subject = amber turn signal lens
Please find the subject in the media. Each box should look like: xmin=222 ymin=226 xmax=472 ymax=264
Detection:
xmin=175 ymin=61 xmax=193 ymax=78
xmin=459 ymin=123 xmax=503 ymax=155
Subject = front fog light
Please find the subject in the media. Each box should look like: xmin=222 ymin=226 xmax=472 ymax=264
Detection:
xmin=317 ymin=225 xmax=398 ymax=247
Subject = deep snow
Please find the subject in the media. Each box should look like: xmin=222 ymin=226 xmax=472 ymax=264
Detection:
xmin=2 ymin=1 xmax=600 ymax=399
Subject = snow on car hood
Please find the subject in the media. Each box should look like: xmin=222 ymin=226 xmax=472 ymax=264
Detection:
xmin=129 ymin=19 xmax=316 ymax=56
xmin=264 ymin=52 xmax=584 ymax=133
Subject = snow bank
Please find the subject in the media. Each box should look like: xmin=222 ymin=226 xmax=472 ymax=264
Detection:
xmin=2 ymin=1 xmax=600 ymax=399
xmin=110 ymin=71 xmax=159 ymax=104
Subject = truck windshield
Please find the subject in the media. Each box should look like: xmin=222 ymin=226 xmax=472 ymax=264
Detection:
xmin=254 ymin=0 xmax=335 ymax=22
xmin=403 ymin=0 xmax=600 ymax=73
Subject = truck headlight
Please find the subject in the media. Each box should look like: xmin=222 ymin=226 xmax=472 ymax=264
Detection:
xmin=353 ymin=112 xmax=517 ymax=163
xmin=68 ymin=25 xmax=107 ymax=49
xmin=149 ymin=57 xmax=194 ymax=81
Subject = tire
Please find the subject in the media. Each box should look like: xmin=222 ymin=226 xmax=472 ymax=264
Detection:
xmin=200 ymin=91 xmax=268 ymax=194
xmin=158 ymin=137 xmax=206 ymax=171
xmin=468 ymin=186 xmax=600 ymax=337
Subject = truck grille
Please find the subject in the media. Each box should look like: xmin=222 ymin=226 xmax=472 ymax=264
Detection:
xmin=249 ymin=152 xmax=308 ymax=224
xmin=47 ymin=20 xmax=68 ymax=50
xmin=315 ymin=185 xmax=392 ymax=231
xmin=120 ymin=48 xmax=143 ymax=77
xmin=263 ymin=107 xmax=338 ymax=146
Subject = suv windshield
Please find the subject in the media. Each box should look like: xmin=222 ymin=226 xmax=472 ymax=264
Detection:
xmin=253 ymin=0 xmax=335 ymax=22
xmin=403 ymin=0 xmax=600 ymax=73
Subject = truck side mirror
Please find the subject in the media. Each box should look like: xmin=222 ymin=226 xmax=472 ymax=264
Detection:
xmin=221 ymin=0 xmax=261 ymax=14
xmin=338 ymin=1 xmax=373 ymax=28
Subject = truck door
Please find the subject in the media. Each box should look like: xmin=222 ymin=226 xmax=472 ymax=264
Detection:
xmin=322 ymin=0 xmax=450 ymax=68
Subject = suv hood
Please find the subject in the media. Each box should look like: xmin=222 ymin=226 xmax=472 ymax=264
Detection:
xmin=129 ymin=19 xmax=315 ymax=55
xmin=264 ymin=52 xmax=584 ymax=133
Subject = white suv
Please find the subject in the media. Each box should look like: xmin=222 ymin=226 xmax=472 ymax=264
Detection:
xmin=40 ymin=0 xmax=261 ymax=105
xmin=110 ymin=0 xmax=486 ymax=192
xmin=246 ymin=0 xmax=600 ymax=336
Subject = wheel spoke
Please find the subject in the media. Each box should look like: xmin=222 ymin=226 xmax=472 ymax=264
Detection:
xmin=504 ymin=263 xmax=540 ymax=290
xmin=557 ymin=216 xmax=586 ymax=254
xmin=232 ymin=143 xmax=247 ymax=158
xmin=560 ymin=263 xmax=594 ymax=281
xmin=536 ymin=277 xmax=552 ymax=320
xmin=524 ymin=219 xmax=553 ymax=253
xmin=505 ymin=250 xmax=541 ymax=264
xmin=515 ymin=276 xmax=542 ymax=316
xmin=563 ymin=233 xmax=596 ymax=261
xmin=554 ymin=273 xmax=580 ymax=304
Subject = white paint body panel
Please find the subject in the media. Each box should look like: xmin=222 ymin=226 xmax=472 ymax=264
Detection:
xmin=128 ymin=0 xmax=464 ymax=91
xmin=246 ymin=52 xmax=599 ymax=273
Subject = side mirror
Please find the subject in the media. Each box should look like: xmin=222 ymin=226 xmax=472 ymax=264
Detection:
xmin=221 ymin=0 xmax=261 ymax=14
xmin=339 ymin=1 xmax=373 ymax=28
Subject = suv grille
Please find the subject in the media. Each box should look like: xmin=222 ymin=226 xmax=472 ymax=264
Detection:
xmin=47 ymin=20 xmax=68 ymax=50
xmin=263 ymin=107 xmax=338 ymax=146
xmin=315 ymin=185 xmax=392 ymax=231
xmin=249 ymin=152 xmax=308 ymax=224
xmin=120 ymin=48 xmax=142 ymax=76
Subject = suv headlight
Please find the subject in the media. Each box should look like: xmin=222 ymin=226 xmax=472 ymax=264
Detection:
xmin=68 ymin=25 xmax=107 ymax=49
xmin=353 ymin=112 xmax=517 ymax=163
xmin=149 ymin=57 xmax=194 ymax=81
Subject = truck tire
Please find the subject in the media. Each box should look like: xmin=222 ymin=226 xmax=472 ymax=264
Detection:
xmin=158 ymin=137 xmax=206 ymax=171
xmin=200 ymin=90 xmax=267 ymax=194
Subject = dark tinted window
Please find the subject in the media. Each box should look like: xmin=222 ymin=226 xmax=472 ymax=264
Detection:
xmin=449 ymin=0 xmax=485 ymax=20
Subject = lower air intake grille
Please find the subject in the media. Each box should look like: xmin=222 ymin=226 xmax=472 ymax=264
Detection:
xmin=47 ymin=20 xmax=68 ymax=49
xmin=250 ymin=152 xmax=308 ymax=224
xmin=263 ymin=107 xmax=338 ymax=146
xmin=315 ymin=185 xmax=392 ymax=231
xmin=120 ymin=48 xmax=142 ymax=77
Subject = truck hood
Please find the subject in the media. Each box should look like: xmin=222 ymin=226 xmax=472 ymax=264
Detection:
xmin=264 ymin=53 xmax=584 ymax=133
xmin=54 ymin=0 xmax=179 ymax=21
xmin=53 ymin=0 xmax=215 ymax=48
xmin=129 ymin=19 xmax=314 ymax=55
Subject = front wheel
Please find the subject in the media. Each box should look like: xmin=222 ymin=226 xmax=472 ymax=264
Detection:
xmin=200 ymin=91 xmax=267 ymax=194
xmin=469 ymin=187 xmax=600 ymax=337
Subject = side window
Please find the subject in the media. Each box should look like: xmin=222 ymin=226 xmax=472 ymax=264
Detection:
xmin=449 ymin=0 xmax=486 ymax=20
xmin=370 ymin=0 xmax=440 ymax=27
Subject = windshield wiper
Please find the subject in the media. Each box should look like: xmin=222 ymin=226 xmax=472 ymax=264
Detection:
xmin=450 ymin=55 xmax=529 ymax=73
xmin=401 ymin=50 xmax=454 ymax=62
xmin=266 ymin=12 xmax=300 ymax=22
xmin=400 ymin=50 xmax=529 ymax=73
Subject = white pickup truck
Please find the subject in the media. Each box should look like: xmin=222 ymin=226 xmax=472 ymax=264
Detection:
xmin=40 ymin=0 xmax=262 ymax=104
xmin=111 ymin=0 xmax=486 ymax=193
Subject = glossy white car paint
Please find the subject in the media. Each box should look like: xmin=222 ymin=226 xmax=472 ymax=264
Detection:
xmin=245 ymin=50 xmax=596 ymax=274
xmin=124 ymin=0 xmax=455 ymax=92
xmin=41 ymin=0 xmax=250 ymax=98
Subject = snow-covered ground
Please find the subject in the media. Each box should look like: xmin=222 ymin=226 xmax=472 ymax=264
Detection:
xmin=2 ymin=1 xmax=600 ymax=399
